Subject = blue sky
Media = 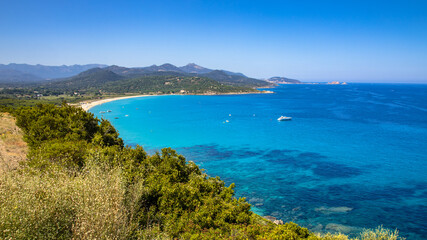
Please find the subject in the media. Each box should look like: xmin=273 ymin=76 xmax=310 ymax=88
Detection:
xmin=1 ymin=0 xmax=426 ymax=82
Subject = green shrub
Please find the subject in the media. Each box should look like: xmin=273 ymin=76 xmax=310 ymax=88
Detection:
xmin=358 ymin=226 xmax=404 ymax=240
xmin=26 ymin=139 xmax=89 ymax=170
xmin=13 ymin=103 xmax=123 ymax=171
xmin=14 ymin=103 xmax=99 ymax=148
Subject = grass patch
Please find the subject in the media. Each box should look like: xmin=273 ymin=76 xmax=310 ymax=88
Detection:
xmin=0 ymin=165 xmax=130 ymax=240
xmin=0 ymin=112 xmax=27 ymax=173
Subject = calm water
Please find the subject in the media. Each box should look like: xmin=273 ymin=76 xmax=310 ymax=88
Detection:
xmin=91 ymin=84 xmax=427 ymax=239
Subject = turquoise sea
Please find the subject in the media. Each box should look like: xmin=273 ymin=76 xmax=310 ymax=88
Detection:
xmin=91 ymin=84 xmax=427 ymax=239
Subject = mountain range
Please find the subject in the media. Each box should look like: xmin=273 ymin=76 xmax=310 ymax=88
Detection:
xmin=0 ymin=63 xmax=107 ymax=80
xmin=0 ymin=63 xmax=298 ymax=87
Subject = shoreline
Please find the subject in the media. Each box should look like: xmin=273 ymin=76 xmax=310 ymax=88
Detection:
xmin=79 ymin=90 xmax=274 ymax=111
xmin=80 ymin=94 xmax=153 ymax=111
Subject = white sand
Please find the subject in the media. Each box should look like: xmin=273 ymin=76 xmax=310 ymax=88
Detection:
xmin=79 ymin=90 xmax=273 ymax=111
xmin=80 ymin=95 xmax=152 ymax=111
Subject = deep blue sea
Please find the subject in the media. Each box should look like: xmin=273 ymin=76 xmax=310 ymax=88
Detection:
xmin=91 ymin=84 xmax=427 ymax=239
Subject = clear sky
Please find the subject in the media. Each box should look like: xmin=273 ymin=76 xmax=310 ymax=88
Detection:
xmin=1 ymin=0 xmax=426 ymax=82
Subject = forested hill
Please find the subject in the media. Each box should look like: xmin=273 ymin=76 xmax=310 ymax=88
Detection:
xmin=103 ymin=64 xmax=270 ymax=88
xmin=42 ymin=68 xmax=257 ymax=95
xmin=45 ymin=68 xmax=124 ymax=90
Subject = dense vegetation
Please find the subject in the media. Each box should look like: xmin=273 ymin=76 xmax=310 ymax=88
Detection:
xmin=43 ymin=69 xmax=258 ymax=94
xmin=0 ymin=104 xmax=404 ymax=239
xmin=0 ymin=89 xmax=94 ymax=111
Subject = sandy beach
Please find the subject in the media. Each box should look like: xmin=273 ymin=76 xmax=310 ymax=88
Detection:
xmin=79 ymin=90 xmax=273 ymax=111
xmin=80 ymin=94 xmax=153 ymax=111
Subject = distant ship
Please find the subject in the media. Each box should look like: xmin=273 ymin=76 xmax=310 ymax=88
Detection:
xmin=277 ymin=116 xmax=292 ymax=121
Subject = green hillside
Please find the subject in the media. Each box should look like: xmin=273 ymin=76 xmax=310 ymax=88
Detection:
xmin=42 ymin=69 xmax=257 ymax=94
xmin=45 ymin=68 xmax=124 ymax=90
xmin=100 ymin=75 xmax=257 ymax=94
xmin=104 ymin=65 xmax=272 ymax=88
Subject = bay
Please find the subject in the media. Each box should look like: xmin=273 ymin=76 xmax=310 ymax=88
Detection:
xmin=91 ymin=84 xmax=427 ymax=239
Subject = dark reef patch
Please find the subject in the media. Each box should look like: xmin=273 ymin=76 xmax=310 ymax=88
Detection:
xmin=179 ymin=144 xmax=364 ymax=180
xmin=261 ymin=149 xmax=298 ymax=159
xmin=298 ymin=152 xmax=327 ymax=160
xmin=264 ymin=150 xmax=363 ymax=179
xmin=179 ymin=144 xmax=264 ymax=162
xmin=312 ymin=161 xmax=362 ymax=178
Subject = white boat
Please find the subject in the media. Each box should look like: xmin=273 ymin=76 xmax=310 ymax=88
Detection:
xmin=277 ymin=116 xmax=292 ymax=121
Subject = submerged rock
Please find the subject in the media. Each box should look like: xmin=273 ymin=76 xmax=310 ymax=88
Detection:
xmin=325 ymin=223 xmax=358 ymax=234
xmin=292 ymin=206 xmax=301 ymax=212
xmin=248 ymin=197 xmax=264 ymax=204
xmin=312 ymin=224 xmax=324 ymax=232
xmin=315 ymin=206 xmax=353 ymax=214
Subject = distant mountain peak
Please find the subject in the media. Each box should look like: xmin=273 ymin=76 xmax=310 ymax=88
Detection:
xmin=180 ymin=63 xmax=212 ymax=74
xmin=184 ymin=63 xmax=204 ymax=69
xmin=156 ymin=63 xmax=183 ymax=72
xmin=159 ymin=63 xmax=176 ymax=67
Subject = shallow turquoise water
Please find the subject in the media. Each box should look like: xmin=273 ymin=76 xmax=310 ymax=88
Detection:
xmin=91 ymin=84 xmax=427 ymax=239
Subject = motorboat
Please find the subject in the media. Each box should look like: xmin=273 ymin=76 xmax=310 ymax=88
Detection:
xmin=277 ymin=116 xmax=292 ymax=121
